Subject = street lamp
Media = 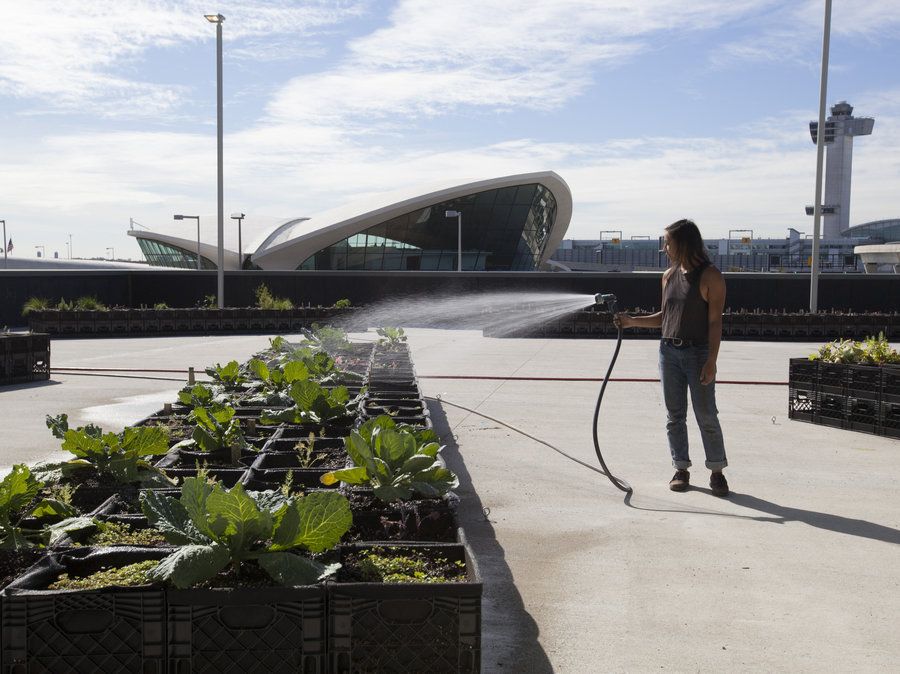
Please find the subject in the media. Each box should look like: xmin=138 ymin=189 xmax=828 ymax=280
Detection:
xmin=174 ymin=215 xmax=202 ymax=270
xmin=231 ymin=213 xmax=245 ymax=269
xmin=35 ymin=245 xmax=45 ymax=259
xmin=444 ymin=210 xmax=462 ymax=272
xmin=1 ymin=220 xmax=6 ymax=269
xmin=206 ymin=12 xmax=225 ymax=308
xmin=106 ymin=247 xmax=115 ymax=260
xmin=68 ymin=234 xmax=73 ymax=259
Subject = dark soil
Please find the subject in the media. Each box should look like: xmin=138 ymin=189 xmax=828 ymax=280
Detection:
xmin=345 ymin=493 xmax=457 ymax=542
xmin=46 ymin=473 xmax=139 ymax=514
xmin=0 ymin=548 xmax=46 ymax=589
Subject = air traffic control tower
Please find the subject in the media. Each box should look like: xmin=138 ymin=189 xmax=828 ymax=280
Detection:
xmin=807 ymin=101 xmax=874 ymax=239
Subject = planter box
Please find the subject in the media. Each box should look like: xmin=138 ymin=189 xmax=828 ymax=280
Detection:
xmin=167 ymin=586 xmax=326 ymax=674
xmin=328 ymin=539 xmax=481 ymax=674
xmin=789 ymin=358 xmax=899 ymax=437
xmin=0 ymin=333 xmax=51 ymax=385
xmin=1 ymin=547 xmax=169 ymax=673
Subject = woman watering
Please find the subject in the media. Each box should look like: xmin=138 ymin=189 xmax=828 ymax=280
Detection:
xmin=615 ymin=219 xmax=729 ymax=497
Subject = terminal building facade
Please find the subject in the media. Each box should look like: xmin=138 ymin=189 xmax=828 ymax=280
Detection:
xmin=129 ymin=172 xmax=572 ymax=272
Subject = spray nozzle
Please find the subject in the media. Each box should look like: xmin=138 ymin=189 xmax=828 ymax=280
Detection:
xmin=594 ymin=293 xmax=619 ymax=313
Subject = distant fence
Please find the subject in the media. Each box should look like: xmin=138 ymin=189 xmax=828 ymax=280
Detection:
xmin=1 ymin=270 xmax=898 ymax=327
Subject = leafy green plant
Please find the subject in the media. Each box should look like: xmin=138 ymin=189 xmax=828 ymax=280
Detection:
xmin=74 ymin=296 xmax=107 ymax=311
xmin=376 ymin=326 xmax=407 ymax=347
xmin=21 ymin=297 xmax=52 ymax=315
xmin=56 ymin=298 xmax=74 ymax=311
xmin=320 ymin=418 xmax=456 ymax=502
xmin=205 ymin=360 xmax=247 ymax=390
xmin=356 ymin=414 xmax=438 ymax=447
xmin=260 ymin=380 xmax=362 ymax=426
xmin=255 ymin=283 xmax=293 ymax=310
xmin=153 ymin=302 xmax=169 ymax=310
xmin=0 ymin=464 xmax=86 ymax=550
xmin=90 ymin=520 xmax=168 ymax=547
xmin=44 ymin=414 xmax=170 ymax=484
xmin=809 ymin=332 xmax=900 ymax=365
xmin=303 ymin=324 xmax=351 ymax=352
xmin=197 ymin=294 xmax=217 ymax=308
xmin=177 ymin=383 xmax=221 ymax=409
xmin=141 ymin=478 xmax=351 ymax=588
xmin=333 ymin=298 xmax=351 ymax=309
xmin=173 ymin=406 xmax=248 ymax=458
xmin=247 ymin=358 xmax=310 ymax=393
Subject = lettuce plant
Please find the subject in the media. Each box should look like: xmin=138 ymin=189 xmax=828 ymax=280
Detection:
xmin=247 ymin=358 xmax=310 ymax=393
xmin=141 ymin=478 xmax=351 ymax=588
xmin=260 ymin=380 xmax=362 ymax=426
xmin=177 ymin=383 xmax=228 ymax=409
xmin=44 ymin=414 xmax=170 ymax=484
xmin=0 ymin=464 xmax=91 ymax=550
xmin=173 ymin=406 xmax=248 ymax=458
xmin=376 ymin=327 xmax=407 ymax=348
xmin=320 ymin=422 xmax=457 ymax=502
xmin=356 ymin=415 xmax=438 ymax=447
xmin=204 ymin=361 xmax=247 ymax=390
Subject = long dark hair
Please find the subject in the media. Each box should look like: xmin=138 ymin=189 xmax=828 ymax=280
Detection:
xmin=665 ymin=219 xmax=710 ymax=270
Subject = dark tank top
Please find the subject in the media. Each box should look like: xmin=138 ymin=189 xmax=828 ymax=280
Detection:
xmin=661 ymin=263 xmax=709 ymax=341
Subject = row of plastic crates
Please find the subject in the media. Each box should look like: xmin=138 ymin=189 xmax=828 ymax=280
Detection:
xmin=789 ymin=359 xmax=900 ymax=401
xmin=1 ymin=541 xmax=481 ymax=674
xmin=27 ymin=308 xmax=352 ymax=336
xmin=0 ymin=333 xmax=50 ymax=385
xmin=789 ymin=387 xmax=900 ymax=438
xmin=487 ymin=313 xmax=898 ymax=340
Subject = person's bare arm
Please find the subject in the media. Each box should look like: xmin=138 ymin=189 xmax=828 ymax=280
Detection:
xmin=700 ymin=267 xmax=726 ymax=385
xmin=615 ymin=272 xmax=667 ymax=329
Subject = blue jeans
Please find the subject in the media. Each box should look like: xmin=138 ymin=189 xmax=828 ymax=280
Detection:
xmin=658 ymin=342 xmax=728 ymax=471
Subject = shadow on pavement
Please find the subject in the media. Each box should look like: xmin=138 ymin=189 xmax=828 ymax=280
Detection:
xmin=0 ymin=379 xmax=62 ymax=393
xmin=428 ymin=400 xmax=553 ymax=674
xmin=725 ymin=491 xmax=900 ymax=545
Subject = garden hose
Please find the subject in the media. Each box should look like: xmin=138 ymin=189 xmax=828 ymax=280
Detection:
xmin=590 ymin=324 xmax=633 ymax=493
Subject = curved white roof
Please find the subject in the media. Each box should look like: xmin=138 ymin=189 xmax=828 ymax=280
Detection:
xmin=129 ymin=171 xmax=572 ymax=271
xmin=252 ymin=171 xmax=572 ymax=270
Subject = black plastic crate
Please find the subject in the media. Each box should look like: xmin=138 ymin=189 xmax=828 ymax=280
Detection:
xmin=167 ymin=586 xmax=326 ymax=673
xmin=788 ymin=358 xmax=818 ymax=386
xmin=328 ymin=540 xmax=481 ymax=674
xmin=788 ymin=385 xmax=815 ymax=422
xmin=1 ymin=547 xmax=169 ymax=673
xmin=815 ymin=391 xmax=846 ymax=428
xmin=847 ymin=396 xmax=880 ymax=435
xmin=817 ymin=362 xmax=846 ymax=395
xmin=880 ymin=400 xmax=900 ymax=439
xmin=846 ymin=364 xmax=881 ymax=397
xmin=882 ymin=365 xmax=900 ymax=403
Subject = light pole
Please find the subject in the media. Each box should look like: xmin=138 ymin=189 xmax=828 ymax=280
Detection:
xmin=810 ymin=0 xmax=832 ymax=313
xmin=68 ymin=234 xmax=73 ymax=259
xmin=35 ymin=245 xmax=45 ymax=258
xmin=231 ymin=212 xmax=245 ymax=269
xmin=106 ymin=247 xmax=115 ymax=260
xmin=205 ymin=13 xmax=225 ymax=307
xmin=1 ymin=220 xmax=6 ymax=268
xmin=174 ymin=215 xmax=201 ymax=270
xmin=444 ymin=210 xmax=462 ymax=272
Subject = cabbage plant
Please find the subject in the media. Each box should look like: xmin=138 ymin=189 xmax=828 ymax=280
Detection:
xmin=172 ymin=406 xmax=248 ymax=457
xmin=320 ymin=422 xmax=457 ymax=502
xmin=43 ymin=414 xmax=170 ymax=484
xmin=141 ymin=478 xmax=351 ymax=588
xmin=260 ymin=380 xmax=363 ymax=426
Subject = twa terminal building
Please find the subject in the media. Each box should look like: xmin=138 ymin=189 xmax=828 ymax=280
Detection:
xmin=129 ymin=172 xmax=572 ymax=272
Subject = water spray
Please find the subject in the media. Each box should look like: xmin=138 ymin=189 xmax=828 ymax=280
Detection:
xmin=591 ymin=293 xmax=633 ymax=493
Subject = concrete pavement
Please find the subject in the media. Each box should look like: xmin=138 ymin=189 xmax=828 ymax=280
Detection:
xmin=1 ymin=331 xmax=898 ymax=673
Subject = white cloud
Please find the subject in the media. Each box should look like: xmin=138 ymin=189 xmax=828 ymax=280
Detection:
xmin=267 ymin=0 xmax=777 ymax=125
xmin=0 ymin=0 xmax=366 ymax=117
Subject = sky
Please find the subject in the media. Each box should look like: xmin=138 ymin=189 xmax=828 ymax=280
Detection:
xmin=1 ymin=0 xmax=900 ymax=261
